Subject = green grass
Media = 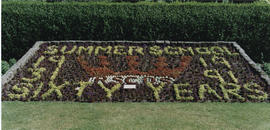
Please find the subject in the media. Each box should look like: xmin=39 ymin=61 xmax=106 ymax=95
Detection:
xmin=2 ymin=102 xmax=270 ymax=130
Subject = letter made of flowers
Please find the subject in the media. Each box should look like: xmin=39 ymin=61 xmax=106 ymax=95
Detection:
xmin=146 ymin=82 xmax=166 ymax=101
xmin=41 ymin=56 xmax=70 ymax=99
xmin=243 ymin=83 xmax=268 ymax=101
xmin=174 ymin=83 xmax=194 ymax=101
xmin=75 ymin=81 xmax=93 ymax=98
xmin=98 ymin=82 xmax=121 ymax=100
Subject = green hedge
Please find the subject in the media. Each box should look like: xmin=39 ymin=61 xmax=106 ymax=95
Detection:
xmin=2 ymin=2 xmax=270 ymax=62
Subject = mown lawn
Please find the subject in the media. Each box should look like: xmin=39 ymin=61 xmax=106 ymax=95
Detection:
xmin=2 ymin=102 xmax=270 ymax=130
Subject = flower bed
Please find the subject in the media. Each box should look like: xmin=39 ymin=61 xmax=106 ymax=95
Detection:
xmin=2 ymin=41 xmax=270 ymax=102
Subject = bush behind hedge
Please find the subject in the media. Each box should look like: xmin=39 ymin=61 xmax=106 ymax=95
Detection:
xmin=2 ymin=2 xmax=270 ymax=62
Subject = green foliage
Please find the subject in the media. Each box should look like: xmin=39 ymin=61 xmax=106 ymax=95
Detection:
xmin=9 ymin=58 xmax=17 ymax=66
xmin=2 ymin=58 xmax=17 ymax=75
xmin=263 ymin=63 xmax=270 ymax=76
xmin=2 ymin=61 xmax=10 ymax=75
xmin=0 ymin=0 xmax=258 ymax=2
xmin=2 ymin=2 xmax=270 ymax=62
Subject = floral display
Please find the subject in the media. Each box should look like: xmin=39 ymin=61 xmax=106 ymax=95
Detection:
xmin=2 ymin=41 xmax=270 ymax=102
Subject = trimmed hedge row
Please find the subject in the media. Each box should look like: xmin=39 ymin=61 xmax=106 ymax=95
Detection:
xmin=2 ymin=2 xmax=270 ymax=62
xmin=46 ymin=0 xmax=258 ymax=3
xmin=1 ymin=0 xmax=258 ymax=2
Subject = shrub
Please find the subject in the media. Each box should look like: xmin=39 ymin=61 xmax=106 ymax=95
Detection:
xmin=2 ymin=2 xmax=270 ymax=62
xmin=9 ymin=58 xmax=17 ymax=66
xmin=263 ymin=63 xmax=270 ymax=76
xmin=2 ymin=61 xmax=10 ymax=75
xmin=2 ymin=58 xmax=17 ymax=75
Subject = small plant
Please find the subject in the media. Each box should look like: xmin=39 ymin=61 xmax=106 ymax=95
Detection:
xmin=9 ymin=58 xmax=17 ymax=66
xmin=2 ymin=61 xmax=10 ymax=75
xmin=263 ymin=63 xmax=270 ymax=76
xmin=2 ymin=58 xmax=17 ymax=75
